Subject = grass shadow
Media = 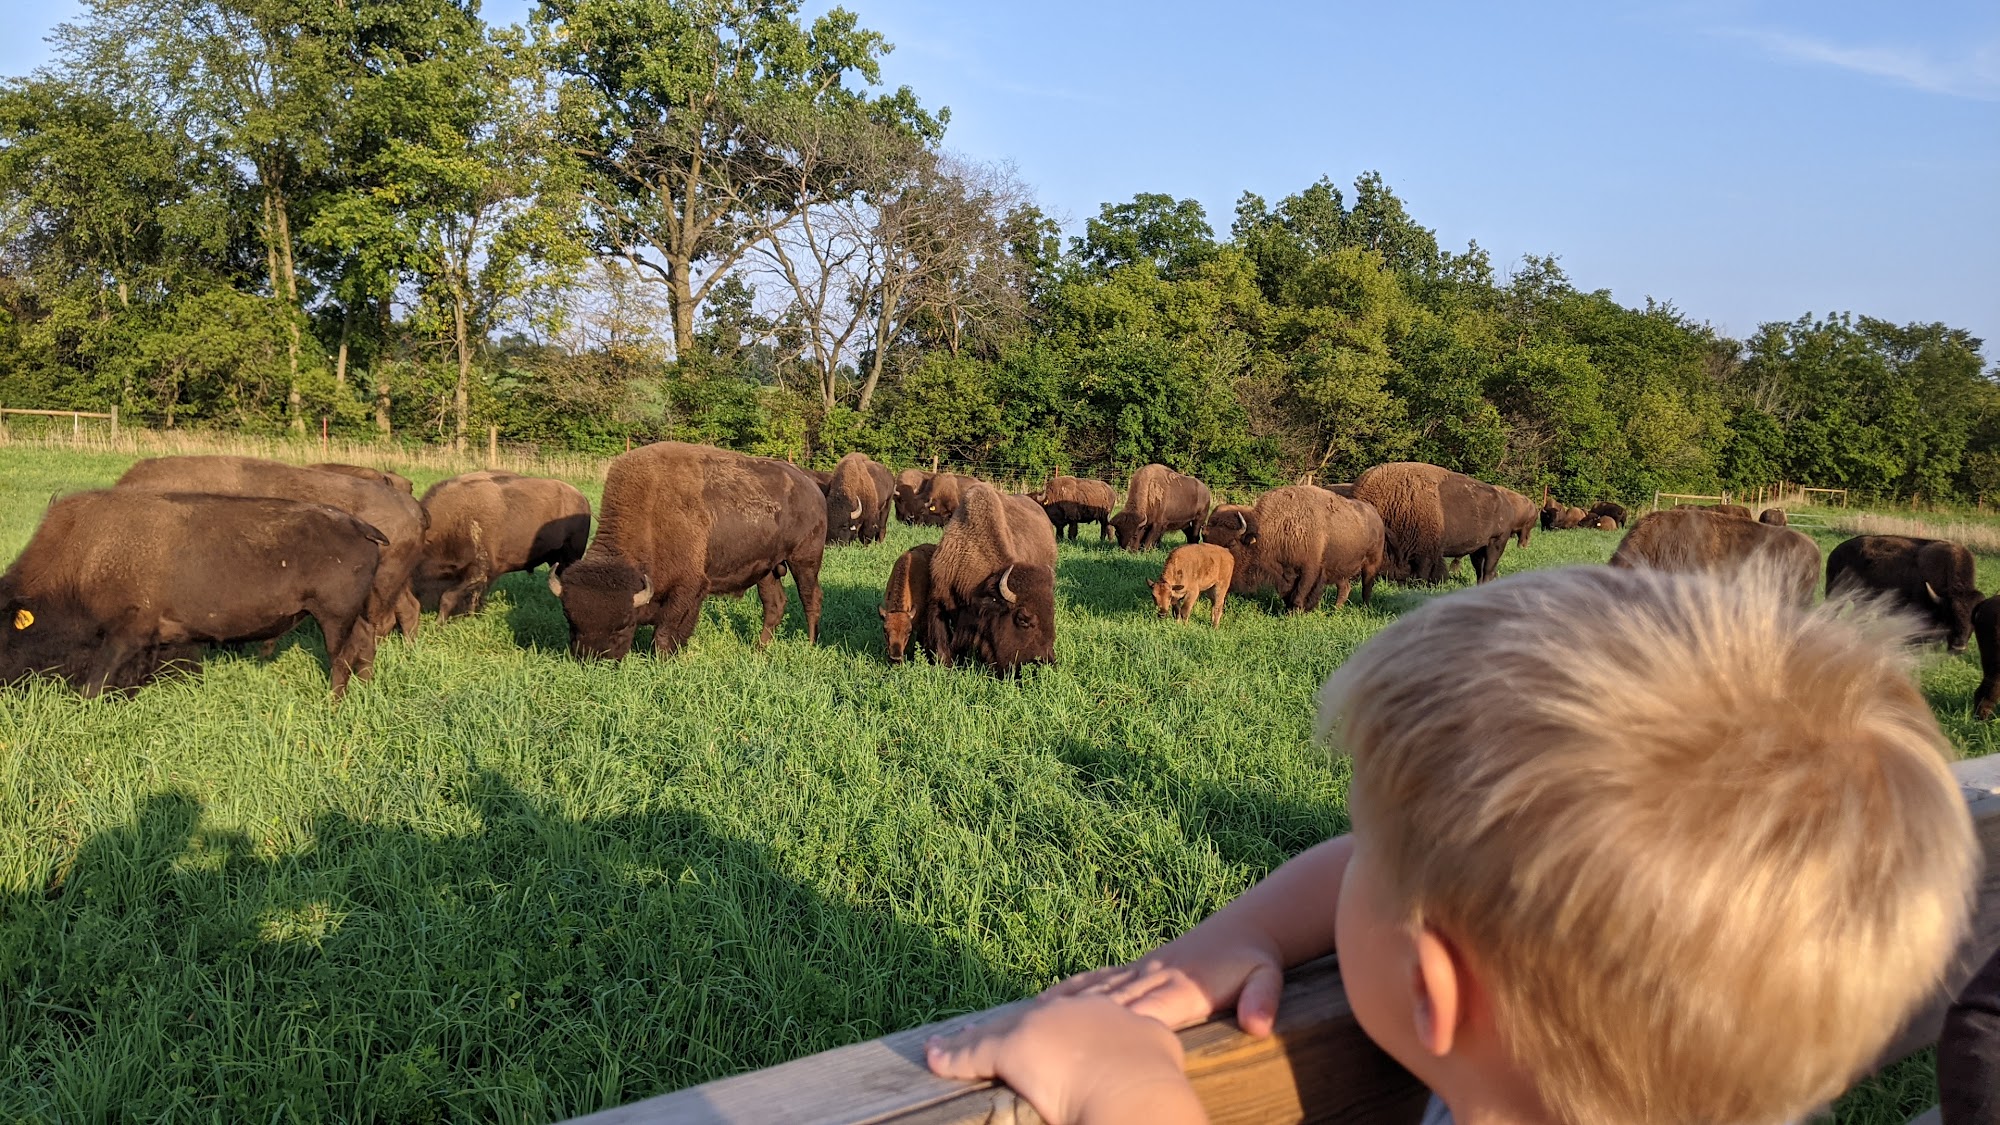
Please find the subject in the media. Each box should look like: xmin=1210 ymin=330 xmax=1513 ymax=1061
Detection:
xmin=495 ymin=568 xmax=570 ymax=653
xmin=2 ymin=774 xmax=1027 ymax=1121
xmin=1055 ymin=549 xmax=1169 ymax=617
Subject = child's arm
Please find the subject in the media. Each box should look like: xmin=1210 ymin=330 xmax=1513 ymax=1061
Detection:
xmin=926 ymin=994 xmax=1206 ymax=1125
xmin=1044 ymin=835 xmax=1353 ymax=1035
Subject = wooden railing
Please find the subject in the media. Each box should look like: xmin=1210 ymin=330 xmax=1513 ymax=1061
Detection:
xmin=567 ymin=754 xmax=2000 ymax=1125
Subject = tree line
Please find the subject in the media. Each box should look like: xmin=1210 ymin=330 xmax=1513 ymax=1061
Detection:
xmin=1 ymin=0 xmax=1993 ymax=503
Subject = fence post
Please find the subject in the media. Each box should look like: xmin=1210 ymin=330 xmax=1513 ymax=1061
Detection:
xmin=110 ymin=405 xmax=118 ymax=439
xmin=489 ymin=425 xmax=499 ymax=467
xmin=73 ymin=411 xmax=80 ymax=438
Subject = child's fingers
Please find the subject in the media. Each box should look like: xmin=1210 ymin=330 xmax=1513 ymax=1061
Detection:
xmin=1233 ymin=963 xmax=1284 ymax=1037
xmin=925 ymin=1012 xmax=1020 ymax=1080
xmin=1118 ymin=974 xmax=1214 ymax=1030
xmin=1041 ymin=964 xmax=1135 ymax=999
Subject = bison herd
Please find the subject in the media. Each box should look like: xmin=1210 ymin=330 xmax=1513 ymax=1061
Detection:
xmin=4 ymin=444 xmax=2000 ymax=719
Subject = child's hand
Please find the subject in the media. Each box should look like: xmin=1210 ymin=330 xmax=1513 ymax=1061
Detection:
xmin=925 ymin=994 xmax=1205 ymax=1125
xmin=1041 ymin=923 xmax=1286 ymax=1035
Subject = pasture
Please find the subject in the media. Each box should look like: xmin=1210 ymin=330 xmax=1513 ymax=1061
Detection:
xmin=0 ymin=445 xmax=1993 ymax=1123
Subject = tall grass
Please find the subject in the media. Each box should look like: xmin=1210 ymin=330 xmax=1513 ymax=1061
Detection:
xmin=0 ymin=448 xmax=1986 ymax=1123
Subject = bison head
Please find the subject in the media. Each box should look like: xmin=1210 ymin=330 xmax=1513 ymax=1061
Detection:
xmin=1108 ymin=511 xmax=1144 ymax=551
xmin=880 ymin=604 xmax=918 ymax=663
xmin=1926 ymin=581 xmax=1982 ymax=654
xmin=959 ymin=563 xmax=1056 ymax=674
xmin=1148 ymin=577 xmax=1176 ymax=616
xmin=548 ymin=559 xmax=653 ymax=659
xmin=826 ymin=491 xmax=865 ymax=546
xmin=0 ymin=591 xmax=103 ymax=690
xmin=1201 ymin=507 xmax=1256 ymax=550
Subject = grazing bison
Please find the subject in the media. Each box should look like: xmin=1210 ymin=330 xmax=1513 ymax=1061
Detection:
xmin=895 ymin=468 xmax=935 ymax=525
xmin=1356 ymin=463 xmax=1517 ymax=584
xmin=926 ymin=483 xmax=1057 ymax=673
xmin=415 ymin=471 xmax=591 ymax=623
xmin=1825 ymin=535 xmax=1982 ymax=652
xmin=922 ymin=472 xmax=978 ymax=523
xmin=1499 ymin=486 xmax=1537 ymax=548
xmin=1974 ymin=598 xmax=2000 ymax=720
xmin=1033 ymin=474 xmax=1118 ymax=541
xmin=550 ymin=442 xmax=824 ymax=659
xmin=1151 ymin=543 xmax=1233 ymax=626
xmin=1 ymin=491 xmax=385 ymax=698
xmin=117 ymin=455 xmax=426 ymax=640
xmin=1109 ymin=465 xmax=1212 ymax=551
xmin=880 ymin=543 xmax=937 ymax=663
xmin=310 ymin=463 xmax=415 ymax=495
xmin=826 ymin=453 xmax=895 ymax=545
xmin=1584 ymin=501 xmax=1627 ymax=527
xmin=1758 ymin=508 xmax=1788 ymax=526
xmin=1204 ymin=486 xmax=1386 ymax=612
xmin=1610 ymin=509 xmax=1819 ymax=604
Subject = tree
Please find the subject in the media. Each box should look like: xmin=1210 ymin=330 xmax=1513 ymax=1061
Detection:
xmin=535 ymin=0 xmax=941 ymax=361
xmin=1074 ymin=193 xmax=1215 ymax=278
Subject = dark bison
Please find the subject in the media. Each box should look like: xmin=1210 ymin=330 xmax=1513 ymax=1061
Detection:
xmin=1356 ymin=463 xmax=1518 ymax=584
xmin=826 ymin=453 xmax=895 ymax=545
xmin=117 ymin=455 xmax=426 ymax=640
xmin=1758 ymin=508 xmax=1788 ymax=526
xmin=1585 ymin=501 xmax=1627 ymax=527
xmin=550 ymin=442 xmax=825 ymax=659
xmin=1 ymin=490 xmax=385 ymax=698
xmin=1974 ymin=597 xmax=2000 ymax=720
xmin=922 ymin=472 xmax=978 ymax=524
xmin=880 ymin=543 xmax=936 ymax=663
xmin=1151 ymin=543 xmax=1233 ymax=626
xmin=1674 ymin=502 xmax=1753 ymax=520
xmin=926 ymin=483 xmax=1057 ymax=673
xmin=1109 ymin=465 xmax=1212 ymax=552
xmin=1825 ymin=535 xmax=1982 ymax=652
xmin=310 ymin=463 xmax=415 ymax=495
xmin=1032 ymin=474 xmax=1118 ymax=541
xmin=1203 ymin=486 xmax=1385 ymax=612
xmin=415 ymin=471 xmax=591 ymax=623
xmin=895 ymin=468 xmax=935 ymax=525
xmin=1540 ymin=488 xmax=1584 ymax=531
xmin=1610 ymin=508 xmax=1819 ymax=603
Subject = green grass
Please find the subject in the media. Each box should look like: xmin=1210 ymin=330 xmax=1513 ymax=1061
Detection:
xmin=1 ymin=447 xmax=1991 ymax=1123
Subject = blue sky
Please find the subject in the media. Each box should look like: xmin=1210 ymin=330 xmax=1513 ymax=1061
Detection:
xmin=6 ymin=1 xmax=1996 ymax=356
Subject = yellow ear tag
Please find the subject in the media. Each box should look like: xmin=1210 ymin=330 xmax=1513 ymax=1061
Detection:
xmin=13 ymin=609 xmax=31 ymax=630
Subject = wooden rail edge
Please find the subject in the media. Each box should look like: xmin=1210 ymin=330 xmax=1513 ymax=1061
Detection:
xmin=570 ymin=755 xmax=2000 ymax=1125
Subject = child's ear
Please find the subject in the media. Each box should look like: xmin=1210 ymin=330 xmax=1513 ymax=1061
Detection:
xmin=1409 ymin=927 xmax=1463 ymax=1059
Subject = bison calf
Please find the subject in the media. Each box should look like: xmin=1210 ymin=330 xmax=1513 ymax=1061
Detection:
xmin=880 ymin=543 xmax=937 ymax=663
xmin=1150 ymin=544 xmax=1233 ymax=626
xmin=1 ymin=491 xmax=386 ymax=698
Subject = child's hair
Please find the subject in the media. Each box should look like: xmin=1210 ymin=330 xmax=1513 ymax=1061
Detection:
xmin=1316 ymin=564 xmax=1976 ymax=1124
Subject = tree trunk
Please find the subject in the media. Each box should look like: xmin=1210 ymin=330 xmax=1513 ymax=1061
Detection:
xmin=334 ymin=302 xmax=353 ymax=391
xmin=667 ymin=254 xmax=695 ymax=368
xmin=452 ymin=286 xmax=471 ymax=452
xmin=374 ymin=295 xmax=393 ymax=437
xmin=857 ymin=298 xmax=896 ymax=413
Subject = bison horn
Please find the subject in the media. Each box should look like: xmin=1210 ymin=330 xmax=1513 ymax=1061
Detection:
xmin=547 ymin=571 xmax=564 ymax=598
xmin=850 ymin=501 xmax=862 ymax=519
xmin=998 ymin=565 xmax=1018 ymax=604
xmin=1926 ymin=581 xmax=1941 ymax=604
xmin=1233 ymin=510 xmax=1248 ymax=532
xmin=632 ymin=578 xmax=654 ymax=608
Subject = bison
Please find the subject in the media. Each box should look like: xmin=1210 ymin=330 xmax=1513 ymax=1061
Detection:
xmin=926 ymin=483 xmax=1057 ymax=673
xmin=1356 ymin=463 xmax=1518 ymax=584
xmin=826 ymin=453 xmax=895 ymax=545
xmin=310 ymin=463 xmax=415 ymax=495
xmin=116 ymin=455 xmax=426 ymax=640
xmin=1584 ymin=500 xmax=1628 ymax=527
xmin=415 ymin=471 xmax=591 ymax=623
xmin=1109 ymin=465 xmax=1212 ymax=552
xmin=1610 ymin=508 xmax=1819 ymax=604
xmin=880 ymin=543 xmax=937 ymax=663
xmin=1033 ymin=474 xmax=1118 ymax=541
xmin=1150 ymin=544 xmax=1233 ymax=626
xmin=1974 ymin=597 xmax=2000 ymax=720
xmin=1585 ymin=515 xmax=1619 ymax=531
xmin=550 ymin=442 xmax=824 ymax=659
xmin=1758 ymin=508 xmax=1788 ymax=526
xmin=1 ymin=490 xmax=385 ymax=698
xmin=1674 ymin=502 xmax=1753 ymax=520
xmin=1500 ymin=486 xmax=1537 ymax=548
xmin=895 ymin=468 xmax=935 ymax=525
xmin=1540 ymin=488 xmax=1584 ymax=531
xmin=1203 ymin=487 xmax=1385 ymax=612
xmin=1825 ymin=535 xmax=1982 ymax=652
xmin=922 ymin=472 xmax=978 ymax=524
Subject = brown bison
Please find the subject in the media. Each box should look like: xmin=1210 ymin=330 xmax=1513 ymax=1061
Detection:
xmin=1499 ymin=486 xmax=1537 ymax=548
xmin=310 ymin=463 xmax=415 ymax=495
xmin=1540 ymin=488 xmax=1585 ymax=530
xmin=1758 ymin=508 xmax=1788 ymax=526
xmin=1356 ymin=463 xmax=1518 ymax=584
xmin=922 ymin=472 xmax=978 ymax=523
xmin=1584 ymin=500 xmax=1627 ymax=527
xmin=1610 ymin=508 xmax=1819 ymax=603
xmin=1032 ymin=474 xmax=1118 ymax=541
xmin=550 ymin=442 xmax=825 ymax=659
xmin=1973 ymin=597 xmax=2000 ymax=720
xmin=895 ymin=468 xmax=935 ymax=525
xmin=1109 ymin=465 xmax=1212 ymax=552
xmin=117 ymin=455 xmax=426 ymax=640
xmin=415 ymin=471 xmax=591 ymax=623
xmin=1825 ymin=535 xmax=1982 ymax=652
xmin=1674 ymin=502 xmax=1754 ymax=520
xmin=1585 ymin=515 xmax=1619 ymax=530
xmin=826 ymin=453 xmax=895 ymax=545
xmin=1204 ymin=487 xmax=1386 ymax=611
xmin=1150 ymin=544 xmax=1233 ymax=626
xmin=880 ymin=543 xmax=937 ymax=663
xmin=1 ymin=490 xmax=385 ymax=698
xmin=926 ymin=483 xmax=1057 ymax=673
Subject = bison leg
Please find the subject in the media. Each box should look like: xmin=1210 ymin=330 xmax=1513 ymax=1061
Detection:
xmin=1299 ymin=573 xmax=1329 ymax=613
xmin=1208 ymin=585 xmax=1226 ymax=627
xmin=318 ymin=607 xmax=378 ymax=699
xmin=788 ymin=553 xmax=823 ymax=645
xmin=79 ymin=633 xmax=146 ymax=699
xmin=1359 ymin=566 xmax=1378 ymax=606
xmin=754 ymin=572 xmax=788 ymax=648
xmin=650 ymin=589 xmax=704 ymax=657
xmin=926 ymin=603 xmax=956 ymax=668
xmin=395 ymin=589 xmax=422 ymax=639
xmin=1330 ymin=578 xmax=1352 ymax=611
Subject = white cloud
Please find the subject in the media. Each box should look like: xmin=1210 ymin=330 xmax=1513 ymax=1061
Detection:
xmin=1719 ymin=26 xmax=2000 ymax=101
